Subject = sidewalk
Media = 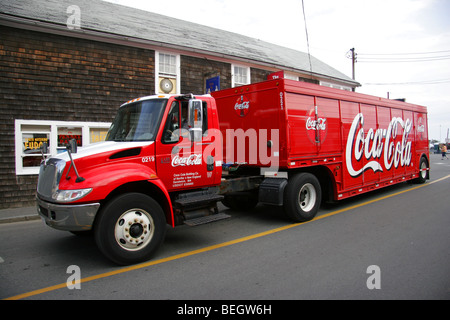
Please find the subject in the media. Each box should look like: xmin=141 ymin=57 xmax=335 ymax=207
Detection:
xmin=0 ymin=206 xmax=40 ymax=224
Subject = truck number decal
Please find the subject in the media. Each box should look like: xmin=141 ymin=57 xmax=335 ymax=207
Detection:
xmin=279 ymin=92 xmax=284 ymax=110
xmin=141 ymin=156 xmax=155 ymax=163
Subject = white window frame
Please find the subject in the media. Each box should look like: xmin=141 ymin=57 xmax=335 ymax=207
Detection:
xmin=15 ymin=119 xmax=111 ymax=175
xmin=231 ymin=64 xmax=251 ymax=87
xmin=155 ymin=51 xmax=181 ymax=94
xmin=284 ymin=72 xmax=299 ymax=81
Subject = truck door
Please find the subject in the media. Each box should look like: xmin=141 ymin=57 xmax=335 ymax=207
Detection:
xmin=156 ymin=98 xmax=217 ymax=192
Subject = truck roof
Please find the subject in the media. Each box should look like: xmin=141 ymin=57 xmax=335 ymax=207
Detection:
xmin=283 ymin=79 xmax=427 ymax=113
xmin=212 ymin=79 xmax=427 ymax=113
xmin=120 ymin=94 xmax=213 ymax=107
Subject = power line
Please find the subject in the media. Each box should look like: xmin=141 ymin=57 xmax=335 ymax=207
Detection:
xmin=358 ymin=56 xmax=450 ymax=63
xmin=359 ymin=50 xmax=450 ymax=56
xmin=364 ymin=78 xmax=450 ymax=86
xmin=358 ymin=50 xmax=450 ymax=63
xmin=351 ymin=48 xmax=450 ymax=86
xmin=301 ymin=0 xmax=313 ymax=74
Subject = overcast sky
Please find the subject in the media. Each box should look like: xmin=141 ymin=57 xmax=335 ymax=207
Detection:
xmin=105 ymin=0 xmax=450 ymax=142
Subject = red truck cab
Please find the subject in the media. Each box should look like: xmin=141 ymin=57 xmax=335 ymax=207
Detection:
xmin=37 ymin=93 xmax=224 ymax=264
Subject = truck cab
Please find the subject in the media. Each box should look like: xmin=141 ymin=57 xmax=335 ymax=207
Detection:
xmin=37 ymin=94 xmax=224 ymax=265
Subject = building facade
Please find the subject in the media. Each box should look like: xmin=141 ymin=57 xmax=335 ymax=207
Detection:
xmin=0 ymin=0 xmax=358 ymax=209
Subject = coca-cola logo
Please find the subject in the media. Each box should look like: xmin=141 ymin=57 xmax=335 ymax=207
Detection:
xmin=306 ymin=107 xmax=327 ymax=144
xmin=171 ymin=154 xmax=202 ymax=167
xmin=345 ymin=113 xmax=412 ymax=177
xmin=306 ymin=117 xmax=327 ymax=131
xmin=417 ymin=116 xmax=425 ymax=140
xmin=234 ymin=95 xmax=250 ymax=117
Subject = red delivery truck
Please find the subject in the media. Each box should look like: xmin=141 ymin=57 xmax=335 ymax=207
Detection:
xmin=36 ymin=79 xmax=429 ymax=264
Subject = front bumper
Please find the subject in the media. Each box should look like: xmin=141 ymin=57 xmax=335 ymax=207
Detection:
xmin=36 ymin=197 xmax=100 ymax=231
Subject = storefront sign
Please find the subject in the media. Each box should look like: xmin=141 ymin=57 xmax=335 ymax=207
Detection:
xmin=206 ymin=76 xmax=220 ymax=93
xmin=58 ymin=134 xmax=82 ymax=147
xmin=23 ymin=134 xmax=49 ymax=153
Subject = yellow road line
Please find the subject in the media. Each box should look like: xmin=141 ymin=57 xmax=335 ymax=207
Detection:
xmin=5 ymin=174 xmax=450 ymax=300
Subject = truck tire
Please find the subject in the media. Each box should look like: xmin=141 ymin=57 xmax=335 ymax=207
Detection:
xmin=414 ymin=156 xmax=428 ymax=184
xmin=284 ymin=173 xmax=321 ymax=222
xmin=94 ymin=193 xmax=166 ymax=265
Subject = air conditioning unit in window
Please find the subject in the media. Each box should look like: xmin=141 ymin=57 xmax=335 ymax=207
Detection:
xmin=158 ymin=77 xmax=176 ymax=94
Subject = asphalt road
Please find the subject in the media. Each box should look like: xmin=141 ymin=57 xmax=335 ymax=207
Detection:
xmin=1 ymin=153 xmax=449 ymax=301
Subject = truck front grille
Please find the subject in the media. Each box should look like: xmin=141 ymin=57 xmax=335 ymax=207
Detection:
xmin=37 ymin=158 xmax=66 ymax=201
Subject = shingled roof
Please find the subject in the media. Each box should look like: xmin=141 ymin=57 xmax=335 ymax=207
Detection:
xmin=0 ymin=0 xmax=359 ymax=87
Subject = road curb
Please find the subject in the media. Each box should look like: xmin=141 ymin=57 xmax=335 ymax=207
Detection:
xmin=0 ymin=215 xmax=40 ymax=224
xmin=0 ymin=206 xmax=39 ymax=224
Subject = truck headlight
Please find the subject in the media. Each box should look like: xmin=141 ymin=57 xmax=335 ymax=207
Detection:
xmin=53 ymin=188 xmax=92 ymax=203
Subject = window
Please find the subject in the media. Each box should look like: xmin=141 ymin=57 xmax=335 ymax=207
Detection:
xmin=159 ymin=53 xmax=177 ymax=75
xmin=90 ymin=127 xmax=108 ymax=143
xmin=162 ymin=101 xmax=181 ymax=144
xmin=20 ymin=124 xmax=50 ymax=170
xmin=15 ymin=119 xmax=110 ymax=175
xmin=284 ymin=73 xmax=299 ymax=81
xmin=57 ymin=127 xmax=82 ymax=154
xmin=155 ymin=51 xmax=180 ymax=94
xmin=232 ymin=64 xmax=250 ymax=87
xmin=106 ymin=99 xmax=166 ymax=142
xmin=161 ymin=100 xmax=208 ymax=144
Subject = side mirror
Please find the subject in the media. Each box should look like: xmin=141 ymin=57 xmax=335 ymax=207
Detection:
xmin=188 ymin=99 xmax=203 ymax=142
xmin=67 ymin=139 xmax=78 ymax=154
xmin=41 ymin=142 xmax=48 ymax=154
xmin=188 ymin=99 xmax=203 ymax=129
xmin=65 ymin=139 xmax=84 ymax=182
xmin=189 ymin=128 xmax=202 ymax=142
xmin=41 ymin=142 xmax=48 ymax=163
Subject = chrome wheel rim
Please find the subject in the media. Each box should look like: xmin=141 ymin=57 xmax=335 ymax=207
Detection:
xmin=114 ymin=209 xmax=154 ymax=251
xmin=298 ymin=183 xmax=316 ymax=212
xmin=420 ymin=161 xmax=427 ymax=179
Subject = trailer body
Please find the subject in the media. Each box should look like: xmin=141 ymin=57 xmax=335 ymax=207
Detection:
xmin=212 ymin=79 xmax=429 ymax=201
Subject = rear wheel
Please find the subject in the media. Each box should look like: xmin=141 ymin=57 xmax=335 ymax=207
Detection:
xmin=94 ymin=193 xmax=166 ymax=265
xmin=415 ymin=156 xmax=428 ymax=184
xmin=284 ymin=173 xmax=322 ymax=222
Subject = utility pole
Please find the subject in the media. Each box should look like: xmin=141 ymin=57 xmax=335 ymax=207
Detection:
xmin=351 ymin=48 xmax=357 ymax=79
xmin=347 ymin=48 xmax=357 ymax=91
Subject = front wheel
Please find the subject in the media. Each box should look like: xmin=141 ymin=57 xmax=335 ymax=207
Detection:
xmin=94 ymin=193 xmax=166 ymax=265
xmin=283 ymin=173 xmax=322 ymax=222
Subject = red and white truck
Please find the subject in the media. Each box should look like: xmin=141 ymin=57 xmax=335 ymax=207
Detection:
xmin=36 ymin=79 xmax=429 ymax=265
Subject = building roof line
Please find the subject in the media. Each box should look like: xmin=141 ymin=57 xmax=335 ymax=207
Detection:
xmin=0 ymin=0 xmax=360 ymax=87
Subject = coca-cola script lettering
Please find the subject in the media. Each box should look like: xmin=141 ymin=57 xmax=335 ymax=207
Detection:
xmin=345 ymin=113 xmax=412 ymax=177
xmin=171 ymin=154 xmax=202 ymax=167
xmin=234 ymin=95 xmax=250 ymax=117
xmin=306 ymin=117 xmax=327 ymax=131
xmin=235 ymin=101 xmax=249 ymax=111
xmin=305 ymin=107 xmax=328 ymax=145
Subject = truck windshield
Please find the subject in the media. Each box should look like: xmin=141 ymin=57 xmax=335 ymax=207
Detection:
xmin=106 ymin=99 xmax=167 ymax=142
